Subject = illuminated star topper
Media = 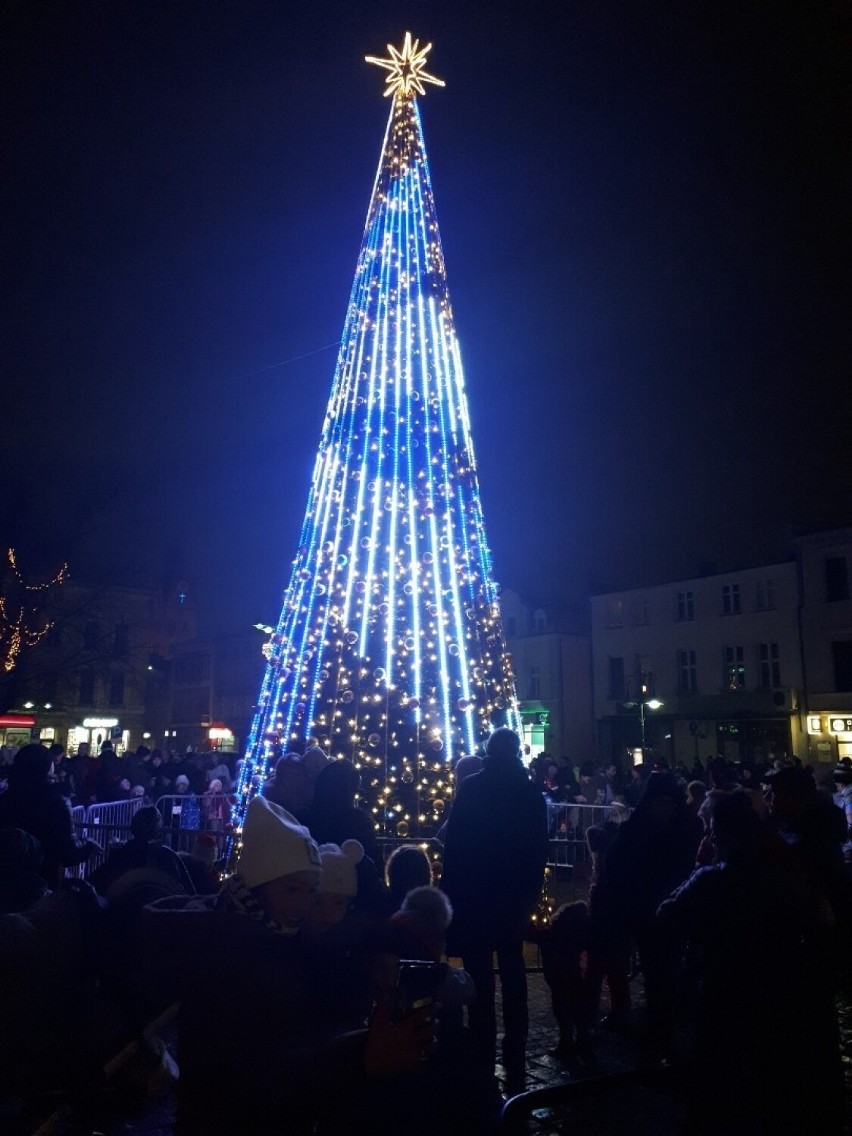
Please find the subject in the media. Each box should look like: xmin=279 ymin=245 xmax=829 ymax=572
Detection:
xmin=365 ymin=32 xmax=445 ymax=98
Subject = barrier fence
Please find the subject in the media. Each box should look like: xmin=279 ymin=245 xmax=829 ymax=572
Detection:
xmin=67 ymin=795 xmax=234 ymax=877
xmin=546 ymin=802 xmax=624 ymax=868
xmin=66 ymin=798 xmax=626 ymax=880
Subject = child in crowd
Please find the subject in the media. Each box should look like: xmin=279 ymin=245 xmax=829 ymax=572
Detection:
xmin=538 ymin=900 xmax=598 ymax=1070
xmin=384 ymin=843 xmax=432 ymax=910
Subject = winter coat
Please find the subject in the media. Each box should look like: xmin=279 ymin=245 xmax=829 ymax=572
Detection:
xmin=0 ymin=778 xmax=91 ymax=887
xmin=440 ymin=755 xmax=548 ymax=953
xmin=142 ymin=891 xmax=369 ymax=1135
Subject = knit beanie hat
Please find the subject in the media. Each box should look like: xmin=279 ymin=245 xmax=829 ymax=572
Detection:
xmin=238 ymin=796 xmax=321 ymax=890
xmin=317 ymin=840 xmax=364 ymax=897
xmin=484 ymin=727 xmax=522 ymax=764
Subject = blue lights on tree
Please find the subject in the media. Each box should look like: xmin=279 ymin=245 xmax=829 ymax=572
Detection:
xmin=231 ymin=37 xmax=521 ymax=849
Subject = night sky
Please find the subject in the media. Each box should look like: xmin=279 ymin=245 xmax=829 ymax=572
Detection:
xmin=2 ymin=1 xmax=848 ymax=635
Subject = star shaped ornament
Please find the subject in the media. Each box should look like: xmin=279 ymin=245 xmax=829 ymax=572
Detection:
xmin=365 ymin=32 xmax=445 ymax=97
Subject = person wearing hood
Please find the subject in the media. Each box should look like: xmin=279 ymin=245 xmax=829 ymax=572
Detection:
xmin=0 ymin=744 xmax=98 ymax=887
xmin=439 ymin=727 xmax=548 ymax=1095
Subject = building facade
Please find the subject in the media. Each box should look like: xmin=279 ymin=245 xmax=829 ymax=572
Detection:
xmin=590 ymin=562 xmax=806 ymax=771
xmin=501 ymin=589 xmax=594 ymax=762
xmin=167 ymin=630 xmax=266 ymax=754
xmin=797 ymin=527 xmax=852 ymax=766
xmin=1 ymin=577 xmax=196 ymax=754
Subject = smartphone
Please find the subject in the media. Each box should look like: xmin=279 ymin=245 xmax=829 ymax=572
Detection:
xmin=393 ymin=959 xmax=444 ymax=1020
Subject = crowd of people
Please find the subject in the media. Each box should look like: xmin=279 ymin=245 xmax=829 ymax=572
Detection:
xmin=0 ymin=732 xmax=850 ymax=1134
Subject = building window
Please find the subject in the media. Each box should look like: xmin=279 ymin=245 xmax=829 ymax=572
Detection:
xmin=756 ymin=579 xmax=776 ymax=611
xmin=825 ymin=557 xmax=849 ymax=602
xmin=759 ymin=642 xmax=781 ymax=687
xmin=108 ymin=671 xmax=126 ymax=707
xmin=722 ymin=584 xmax=741 ymax=615
xmin=78 ymin=671 xmax=96 ymax=705
xmin=631 ymin=597 xmax=650 ymax=626
xmin=534 ymin=609 xmax=547 ymax=632
xmin=608 ymin=656 xmax=625 ymax=700
xmin=676 ymin=591 xmax=694 ymax=621
xmin=724 ymin=645 xmax=746 ymax=690
xmin=528 ymin=665 xmax=541 ymax=700
xmin=678 ymin=650 xmax=698 ymax=693
xmin=606 ymin=599 xmax=623 ymax=628
xmin=832 ymin=641 xmax=852 ymax=692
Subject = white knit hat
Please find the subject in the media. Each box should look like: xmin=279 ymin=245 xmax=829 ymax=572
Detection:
xmin=317 ymin=840 xmax=363 ymax=898
xmin=238 ymin=796 xmax=321 ymax=890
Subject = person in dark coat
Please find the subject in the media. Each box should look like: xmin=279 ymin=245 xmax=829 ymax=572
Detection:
xmin=0 ymin=744 xmax=98 ymax=887
xmin=440 ymin=726 xmax=548 ymax=1093
xmin=603 ymin=771 xmax=702 ymax=1056
xmin=89 ymin=805 xmax=194 ymax=899
xmin=303 ymin=758 xmax=382 ymax=867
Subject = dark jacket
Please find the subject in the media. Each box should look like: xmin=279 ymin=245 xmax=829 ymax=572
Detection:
xmin=143 ymin=892 xmax=368 ymax=1135
xmin=440 ymin=754 xmax=548 ymax=952
xmin=0 ymin=774 xmax=91 ymax=888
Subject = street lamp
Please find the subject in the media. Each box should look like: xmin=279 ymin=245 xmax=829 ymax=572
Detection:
xmin=623 ymin=672 xmax=664 ymax=755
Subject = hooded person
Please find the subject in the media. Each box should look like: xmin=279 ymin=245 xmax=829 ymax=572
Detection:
xmin=303 ymin=758 xmax=382 ymax=867
xmin=143 ymin=796 xmax=434 ymax=1135
xmin=439 ymin=726 xmax=548 ymax=1094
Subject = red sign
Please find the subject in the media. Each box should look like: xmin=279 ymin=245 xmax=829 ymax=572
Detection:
xmin=0 ymin=715 xmax=36 ymax=727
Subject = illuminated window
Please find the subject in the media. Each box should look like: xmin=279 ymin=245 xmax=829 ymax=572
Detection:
xmin=724 ymin=645 xmax=745 ymax=690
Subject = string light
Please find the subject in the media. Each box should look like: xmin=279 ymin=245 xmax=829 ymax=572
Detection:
xmin=228 ymin=38 xmax=520 ymax=863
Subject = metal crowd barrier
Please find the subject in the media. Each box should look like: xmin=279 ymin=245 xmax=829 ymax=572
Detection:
xmin=155 ymin=794 xmax=233 ymax=859
xmin=546 ymin=802 xmax=622 ymax=868
xmin=67 ymin=795 xmax=234 ymax=877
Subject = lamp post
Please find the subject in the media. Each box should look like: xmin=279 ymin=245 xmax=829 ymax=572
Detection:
xmin=623 ymin=671 xmax=663 ymax=758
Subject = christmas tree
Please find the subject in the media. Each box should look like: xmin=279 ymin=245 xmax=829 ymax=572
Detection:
xmin=231 ymin=34 xmax=521 ymax=849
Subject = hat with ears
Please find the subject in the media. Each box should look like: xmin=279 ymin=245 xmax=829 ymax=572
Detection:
xmin=238 ymin=796 xmax=321 ymax=890
xmin=317 ymin=840 xmax=364 ymax=897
